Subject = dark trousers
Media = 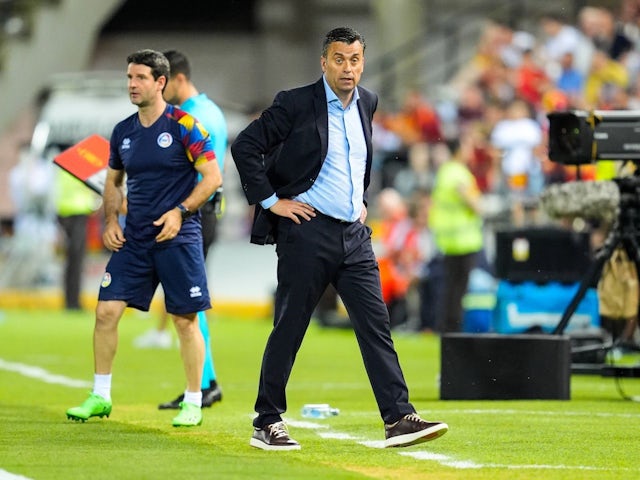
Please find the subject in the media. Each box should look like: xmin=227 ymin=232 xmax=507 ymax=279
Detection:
xmin=58 ymin=214 xmax=88 ymax=310
xmin=440 ymin=252 xmax=477 ymax=333
xmin=200 ymin=199 xmax=219 ymax=260
xmin=419 ymin=254 xmax=445 ymax=332
xmin=253 ymin=214 xmax=415 ymax=427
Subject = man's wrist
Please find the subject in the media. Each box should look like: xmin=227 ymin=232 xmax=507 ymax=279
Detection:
xmin=260 ymin=194 xmax=278 ymax=210
xmin=176 ymin=203 xmax=193 ymax=219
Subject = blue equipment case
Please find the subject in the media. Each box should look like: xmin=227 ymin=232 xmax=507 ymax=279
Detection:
xmin=492 ymin=280 xmax=600 ymax=333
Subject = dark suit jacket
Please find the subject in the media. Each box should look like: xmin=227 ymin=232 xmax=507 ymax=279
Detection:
xmin=231 ymin=78 xmax=378 ymax=244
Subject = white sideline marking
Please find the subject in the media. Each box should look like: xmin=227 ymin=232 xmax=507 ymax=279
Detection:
xmin=290 ymin=417 xmax=625 ymax=472
xmin=399 ymin=452 xmax=449 ymax=461
xmin=0 ymin=359 xmax=91 ymax=388
xmin=318 ymin=432 xmax=358 ymax=440
xmin=4 ymin=363 xmax=634 ymax=472
xmin=400 ymin=452 xmax=483 ymax=469
xmin=1 ymin=359 xmax=87 ymax=480
xmin=286 ymin=419 xmax=328 ymax=430
xmin=0 ymin=469 xmax=34 ymax=479
xmin=358 ymin=440 xmax=385 ymax=449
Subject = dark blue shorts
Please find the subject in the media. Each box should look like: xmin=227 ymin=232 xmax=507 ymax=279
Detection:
xmin=98 ymin=241 xmax=211 ymax=314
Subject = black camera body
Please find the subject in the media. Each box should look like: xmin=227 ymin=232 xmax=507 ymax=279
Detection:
xmin=547 ymin=110 xmax=640 ymax=165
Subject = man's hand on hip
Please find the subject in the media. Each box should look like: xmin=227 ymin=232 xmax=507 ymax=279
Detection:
xmin=270 ymin=199 xmax=316 ymax=224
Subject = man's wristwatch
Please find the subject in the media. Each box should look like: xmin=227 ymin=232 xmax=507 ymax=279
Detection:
xmin=176 ymin=203 xmax=193 ymax=220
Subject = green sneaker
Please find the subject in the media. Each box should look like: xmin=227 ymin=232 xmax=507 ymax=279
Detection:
xmin=172 ymin=402 xmax=202 ymax=427
xmin=66 ymin=393 xmax=112 ymax=422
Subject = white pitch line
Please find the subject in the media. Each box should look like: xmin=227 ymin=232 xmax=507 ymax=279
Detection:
xmin=289 ymin=418 xmax=627 ymax=472
xmin=0 ymin=358 xmax=91 ymax=388
xmin=0 ymin=469 xmax=34 ymax=480
xmin=358 ymin=440 xmax=385 ymax=449
xmin=3 ymin=363 xmax=634 ymax=472
xmin=1 ymin=359 xmax=88 ymax=480
xmin=398 ymin=452 xmax=450 ymax=462
xmin=286 ymin=419 xmax=329 ymax=430
xmin=318 ymin=432 xmax=359 ymax=440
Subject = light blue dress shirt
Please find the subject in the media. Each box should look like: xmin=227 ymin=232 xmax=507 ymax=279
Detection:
xmin=261 ymin=76 xmax=367 ymax=222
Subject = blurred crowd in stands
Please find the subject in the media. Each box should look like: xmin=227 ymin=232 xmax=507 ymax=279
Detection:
xmin=368 ymin=2 xmax=640 ymax=336
xmin=373 ymin=3 xmax=640 ymax=216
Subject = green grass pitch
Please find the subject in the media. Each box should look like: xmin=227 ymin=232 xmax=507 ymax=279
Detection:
xmin=0 ymin=308 xmax=639 ymax=479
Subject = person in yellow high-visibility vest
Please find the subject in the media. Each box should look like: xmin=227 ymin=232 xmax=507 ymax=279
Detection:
xmin=428 ymin=138 xmax=484 ymax=332
xmin=55 ymin=166 xmax=100 ymax=310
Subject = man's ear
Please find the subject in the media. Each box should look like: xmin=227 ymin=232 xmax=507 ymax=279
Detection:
xmin=175 ymin=72 xmax=189 ymax=85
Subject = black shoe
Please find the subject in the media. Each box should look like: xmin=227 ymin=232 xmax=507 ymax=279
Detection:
xmin=158 ymin=393 xmax=184 ymax=410
xmin=202 ymin=383 xmax=222 ymax=407
xmin=384 ymin=413 xmax=448 ymax=448
xmin=249 ymin=422 xmax=301 ymax=450
xmin=157 ymin=383 xmax=223 ymax=410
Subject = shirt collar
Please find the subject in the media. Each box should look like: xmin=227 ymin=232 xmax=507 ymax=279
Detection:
xmin=322 ymin=75 xmax=359 ymax=107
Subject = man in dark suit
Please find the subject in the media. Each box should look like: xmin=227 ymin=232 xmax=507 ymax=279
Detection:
xmin=231 ymin=27 xmax=448 ymax=451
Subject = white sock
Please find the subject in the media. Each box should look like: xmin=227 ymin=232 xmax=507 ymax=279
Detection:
xmin=183 ymin=390 xmax=202 ymax=407
xmin=93 ymin=374 xmax=112 ymax=401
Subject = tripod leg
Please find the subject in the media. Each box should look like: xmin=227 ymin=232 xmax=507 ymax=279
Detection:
xmin=552 ymin=232 xmax=619 ymax=335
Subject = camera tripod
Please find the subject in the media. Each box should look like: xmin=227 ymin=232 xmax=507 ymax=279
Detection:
xmin=553 ymin=176 xmax=640 ymax=381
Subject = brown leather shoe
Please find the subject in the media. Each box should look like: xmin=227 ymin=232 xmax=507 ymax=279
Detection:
xmin=250 ymin=422 xmax=301 ymax=450
xmin=384 ymin=413 xmax=448 ymax=447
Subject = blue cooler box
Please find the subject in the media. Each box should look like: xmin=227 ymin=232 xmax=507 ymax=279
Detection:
xmin=462 ymin=268 xmax=498 ymax=333
xmin=463 ymin=292 xmax=496 ymax=333
xmin=493 ymin=281 xmax=600 ymax=333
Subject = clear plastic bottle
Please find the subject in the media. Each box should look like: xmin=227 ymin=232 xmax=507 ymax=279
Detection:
xmin=300 ymin=403 xmax=340 ymax=419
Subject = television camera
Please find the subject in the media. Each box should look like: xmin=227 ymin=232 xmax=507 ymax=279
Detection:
xmin=544 ymin=110 xmax=640 ymax=387
xmin=547 ymin=109 xmax=640 ymax=165
xmin=544 ymin=109 xmax=640 ymax=226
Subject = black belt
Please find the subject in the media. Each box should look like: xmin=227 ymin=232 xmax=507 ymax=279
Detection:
xmin=314 ymin=210 xmax=353 ymax=224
